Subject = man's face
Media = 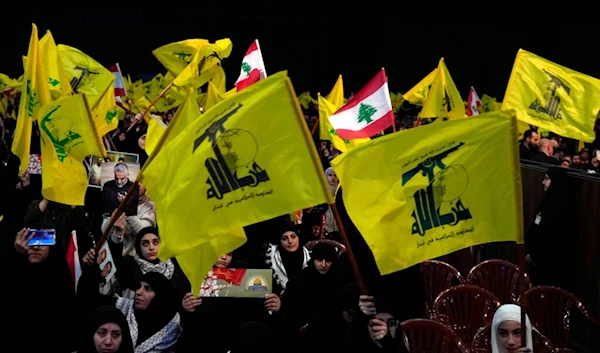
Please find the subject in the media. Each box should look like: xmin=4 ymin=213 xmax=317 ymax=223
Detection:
xmin=529 ymin=132 xmax=539 ymax=147
xmin=114 ymin=171 xmax=128 ymax=187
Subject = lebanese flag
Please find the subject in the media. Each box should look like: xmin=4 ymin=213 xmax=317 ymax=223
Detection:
xmin=235 ymin=40 xmax=267 ymax=92
xmin=109 ymin=63 xmax=127 ymax=106
xmin=66 ymin=231 xmax=82 ymax=292
xmin=328 ymin=68 xmax=393 ymax=139
xmin=466 ymin=86 xmax=482 ymax=116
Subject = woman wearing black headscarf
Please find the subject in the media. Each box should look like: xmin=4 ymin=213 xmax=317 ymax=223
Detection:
xmin=526 ymin=167 xmax=576 ymax=291
xmin=82 ymin=306 xmax=134 ymax=353
xmin=264 ymin=224 xmax=311 ymax=295
xmin=110 ymin=227 xmax=188 ymax=303
xmin=1 ymin=227 xmax=77 ymax=352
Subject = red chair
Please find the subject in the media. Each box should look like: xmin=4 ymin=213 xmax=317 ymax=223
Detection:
xmin=421 ymin=260 xmax=466 ymax=318
xmin=467 ymin=259 xmax=533 ymax=304
xmin=401 ymin=318 xmax=469 ymax=353
xmin=523 ymin=286 xmax=600 ymax=352
xmin=471 ymin=323 xmax=554 ymax=353
xmin=304 ymin=239 xmax=346 ymax=258
xmin=432 ymin=285 xmax=501 ymax=346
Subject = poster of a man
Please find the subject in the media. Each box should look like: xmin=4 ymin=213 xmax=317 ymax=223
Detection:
xmin=101 ymin=162 xmax=139 ymax=216
xmin=87 ymin=156 xmax=103 ymax=188
xmin=107 ymin=151 xmax=139 ymax=164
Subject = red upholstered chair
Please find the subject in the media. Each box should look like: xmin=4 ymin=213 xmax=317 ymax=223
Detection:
xmin=432 ymin=285 xmax=501 ymax=345
xmin=401 ymin=318 xmax=469 ymax=353
xmin=421 ymin=260 xmax=466 ymax=318
xmin=467 ymin=259 xmax=533 ymax=304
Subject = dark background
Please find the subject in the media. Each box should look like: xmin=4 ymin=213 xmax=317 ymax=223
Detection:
xmin=1 ymin=4 xmax=598 ymax=100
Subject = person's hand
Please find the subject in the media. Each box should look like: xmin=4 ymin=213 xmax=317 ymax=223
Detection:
xmin=182 ymin=292 xmax=202 ymax=312
xmin=117 ymin=192 xmax=127 ymax=202
xmin=82 ymin=248 xmax=97 ymax=266
xmin=264 ymin=293 xmax=281 ymax=313
xmin=14 ymin=228 xmax=33 ymax=254
xmin=112 ymin=210 xmax=126 ymax=232
xmin=368 ymin=318 xmax=388 ymax=341
xmin=359 ymin=295 xmax=376 ymax=316
xmin=134 ymin=113 xmax=144 ymax=123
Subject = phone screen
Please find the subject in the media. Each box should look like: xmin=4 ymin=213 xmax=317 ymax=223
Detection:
xmin=27 ymin=229 xmax=56 ymax=246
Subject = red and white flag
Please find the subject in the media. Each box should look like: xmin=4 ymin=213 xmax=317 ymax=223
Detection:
xmin=328 ymin=68 xmax=393 ymax=139
xmin=66 ymin=231 xmax=82 ymax=292
xmin=109 ymin=63 xmax=127 ymax=106
xmin=466 ymin=86 xmax=482 ymax=116
xmin=235 ymin=40 xmax=267 ymax=92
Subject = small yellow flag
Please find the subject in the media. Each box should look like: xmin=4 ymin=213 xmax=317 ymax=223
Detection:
xmin=403 ymin=68 xmax=437 ymax=105
xmin=419 ymin=58 xmax=465 ymax=120
xmin=38 ymin=94 xmax=106 ymax=205
xmin=173 ymin=39 xmax=233 ymax=88
xmin=318 ymin=94 xmax=369 ymax=153
xmin=153 ymin=39 xmax=211 ymax=76
xmin=502 ymin=49 xmax=600 ymax=142
xmin=332 ymin=110 xmax=523 ymax=275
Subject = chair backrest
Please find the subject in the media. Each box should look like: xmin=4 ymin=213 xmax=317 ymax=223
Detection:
xmin=421 ymin=260 xmax=466 ymax=318
xmin=304 ymin=239 xmax=346 ymax=258
xmin=401 ymin=318 xmax=469 ymax=353
xmin=467 ymin=259 xmax=533 ymax=304
xmin=471 ymin=323 xmax=555 ymax=353
xmin=523 ymin=285 xmax=597 ymax=350
xmin=432 ymin=285 xmax=501 ymax=345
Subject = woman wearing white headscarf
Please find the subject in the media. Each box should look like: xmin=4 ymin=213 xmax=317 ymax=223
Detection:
xmin=491 ymin=304 xmax=533 ymax=353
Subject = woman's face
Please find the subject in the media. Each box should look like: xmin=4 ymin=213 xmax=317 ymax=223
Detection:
xmin=138 ymin=134 xmax=146 ymax=150
xmin=327 ymin=171 xmax=338 ymax=187
xmin=93 ymin=322 xmax=123 ymax=353
xmin=542 ymin=174 xmax=551 ymax=191
xmin=280 ymin=231 xmax=299 ymax=252
xmin=140 ymin=233 xmax=160 ymax=261
xmin=135 ymin=281 xmax=155 ymax=310
xmin=497 ymin=320 xmax=522 ymax=353
xmin=215 ymin=253 xmax=232 ymax=268
xmin=28 ymin=246 xmax=50 ymax=264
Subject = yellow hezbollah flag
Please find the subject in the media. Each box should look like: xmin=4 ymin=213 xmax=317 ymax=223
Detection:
xmin=173 ymin=39 xmax=233 ymax=88
xmin=331 ymin=110 xmax=523 ymax=275
xmin=139 ymin=71 xmax=330 ymax=260
xmin=12 ymin=24 xmax=52 ymax=175
xmin=319 ymin=75 xmax=343 ymax=142
xmin=93 ymin=85 xmax=119 ymax=137
xmin=153 ymin=38 xmax=211 ymax=76
xmin=39 ymin=30 xmax=73 ymax=99
xmin=502 ymin=49 xmax=600 ymax=142
xmin=57 ymin=44 xmax=114 ymax=109
xmin=403 ymin=68 xmax=437 ymax=105
xmin=419 ymin=58 xmax=465 ymax=120
xmin=38 ymin=94 xmax=107 ymax=205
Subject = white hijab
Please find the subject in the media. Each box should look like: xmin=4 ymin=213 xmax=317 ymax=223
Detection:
xmin=491 ymin=304 xmax=533 ymax=353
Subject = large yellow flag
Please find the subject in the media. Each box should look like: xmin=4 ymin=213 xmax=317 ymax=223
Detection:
xmin=39 ymin=31 xmax=72 ymax=99
xmin=139 ymin=71 xmax=330 ymax=260
xmin=318 ymin=94 xmax=369 ymax=153
xmin=38 ymin=94 xmax=107 ymax=205
xmin=173 ymin=39 xmax=233 ymax=88
xmin=502 ymin=49 xmax=600 ymax=142
xmin=93 ymin=86 xmax=119 ymax=137
xmin=331 ymin=110 xmax=523 ymax=275
xmin=419 ymin=59 xmax=465 ymax=120
xmin=57 ymin=44 xmax=114 ymax=109
xmin=12 ymin=24 xmax=52 ymax=175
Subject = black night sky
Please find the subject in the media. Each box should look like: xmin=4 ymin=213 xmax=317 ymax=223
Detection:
xmin=2 ymin=4 xmax=598 ymax=100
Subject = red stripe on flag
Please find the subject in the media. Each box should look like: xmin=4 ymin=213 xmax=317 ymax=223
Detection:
xmin=334 ymin=69 xmax=387 ymax=115
xmin=335 ymin=110 xmax=394 ymax=140
xmin=236 ymin=69 xmax=262 ymax=92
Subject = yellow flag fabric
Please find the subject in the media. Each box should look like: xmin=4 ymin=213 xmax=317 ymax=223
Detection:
xmin=326 ymin=75 xmax=344 ymax=107
xmin=39 ymin=31 xmax=72 ymax=98
xmin=205 ymin=80 xmax=224 ymax=111
xmin=331 ymin=110 xmax=523 ymax=275
xmin=502 ymin=49 xmax=600 ymax=142
xmin=320 ymin=76 xmax=344 ymax=142
xmin=153 ymin=39 xmax=211 ymax=76
xmin=38 ymin=94 xmax=107 ymax=205
xmin=12 ymin=24 xmax=52 ymax=175
xmin=318 ymin=94 xmax=369 ymax=152
xmin=93 ymin=86 xmax=119 ymax=137
xmin=0 ymin=73 xmax=21 ymax=90
xmin=145 ymin=116 xmax=166 ymax=157
xmin=404 ymin=68 xmax=438 ymax=105
xmin=419 ymin=58 xmax=465 ymax=120
xmin=173 ymin=39 xmax=233 ymax=88
xmin=139 ymin=71 xmax=330 ymax=262
xmin=57 ymin=44 xmax=114 ymax=109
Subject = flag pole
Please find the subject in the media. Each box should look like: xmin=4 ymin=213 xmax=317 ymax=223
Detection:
xmin=127 ymin=83 xmax=173 ymax=132
xmin=285 ymin=77 xmax=369 ymax=296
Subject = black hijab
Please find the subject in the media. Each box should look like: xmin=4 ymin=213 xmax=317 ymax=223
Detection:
xmin=134 ymin=227 xmax=160 ymax=263
xmin=83 ymin=306 xmax=134 ymax=353
xmin=134 ymin=272 xmax=178 ymax=345
xmin=275 ymin=223 xmax=305 ymax=280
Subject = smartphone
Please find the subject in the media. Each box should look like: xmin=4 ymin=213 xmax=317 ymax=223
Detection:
xmin=27 ymin=229 xmax=56 ymax=246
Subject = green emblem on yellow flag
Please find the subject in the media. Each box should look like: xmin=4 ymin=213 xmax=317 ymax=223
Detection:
xmin=39 ymin=105 xmax=83 ymax=162
xmin=48 ymin=77 xmax=60 ymax=87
